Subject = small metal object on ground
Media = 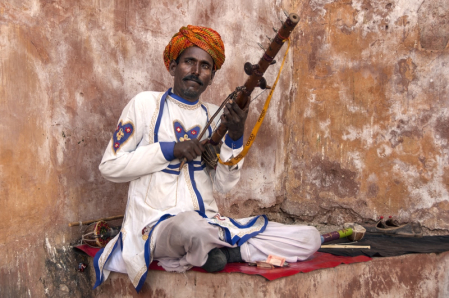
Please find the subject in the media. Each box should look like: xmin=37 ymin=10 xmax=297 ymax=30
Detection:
xmin=257 ymin=261 xmax=275 ymax=269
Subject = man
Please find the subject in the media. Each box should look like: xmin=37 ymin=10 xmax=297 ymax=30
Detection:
xmin=94 ymin=25 xmax=320 ymax=292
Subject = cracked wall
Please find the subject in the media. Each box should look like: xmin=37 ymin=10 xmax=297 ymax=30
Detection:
xmin=0 ymin=0 xmax=448 ymax=297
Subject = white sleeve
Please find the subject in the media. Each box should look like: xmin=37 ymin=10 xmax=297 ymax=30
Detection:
xmin=99 ymin=93 xmax=174 ymax=183
xmin=213 ymin=134 xmax=245 ymax=193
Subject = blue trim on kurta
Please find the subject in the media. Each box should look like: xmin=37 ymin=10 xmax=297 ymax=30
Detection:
xmin=93 ymin=233 xmax=123 ymax=289
xmin=228 ymin=216 xmax=261 ymax=229
xmin=161 ymin=169 xmax=181 ymax=175
xmin=160 ymin=142 xmax=175 ymax=161
xmin=136 ymin=214 xmax=173 ymax=293
xmin=93 ymin=248 xmax=105 ymax=289
xmin=205 ymin=219 xmax=267 ymax=246
xmin=231 ymin=215 xmax=268 ymax=246
xmin=167 ymin=163 xmax=181 ymax=169
xmin=168 ymin=88 xmax=199 ymax=106
xmin=195 ymin=211 xmax=208 ymax=218
xmin=162 ymin=162 xmax=204 ymax=175
xmin=166 ymin=161 xmax=203 ymax=168
xmin=161 ymin=168 xmax=204 ymax=175
xmin=224 ymin=134 xmax=243 ymax=149
xmin=201 ymin=104 xmax=212 ymax=138
xmin=188 ymin=162 xmax=205 ymax=213
xmin=195 ymin=211 xmax=268 ymax=246
xmin=154 ymin=90 xmax=169 ymax=143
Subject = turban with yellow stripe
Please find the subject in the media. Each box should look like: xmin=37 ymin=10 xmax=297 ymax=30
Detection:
xmin=163 ymin=25 xmax=225 ymax=71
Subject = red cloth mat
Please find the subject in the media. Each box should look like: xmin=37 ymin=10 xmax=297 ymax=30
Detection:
xmin=74 ymin=244 xmax=371 ymax=281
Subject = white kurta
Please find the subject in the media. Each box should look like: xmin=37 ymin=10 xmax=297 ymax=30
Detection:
xmin=93 ymin=89 xmax=267 ymax=291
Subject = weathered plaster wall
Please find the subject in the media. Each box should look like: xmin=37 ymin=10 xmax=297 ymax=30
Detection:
xmin=0 ymin=0 xmax=448 ymax=297
xmin=276 ymin=0 xmax=449 ymax=232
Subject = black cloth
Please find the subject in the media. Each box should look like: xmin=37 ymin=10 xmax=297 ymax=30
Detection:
xmin=318 ymin=234 xmax=449 ymax=257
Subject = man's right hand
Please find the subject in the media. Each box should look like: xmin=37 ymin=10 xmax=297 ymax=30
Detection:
xmin=173 ymin=139 xmax=206 ymax=162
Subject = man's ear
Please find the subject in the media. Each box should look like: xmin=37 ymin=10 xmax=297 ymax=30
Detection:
xmin=169 ymin=60 xmax=177 ymax=76
xmin=208 ymin=70 xmax=216 ymax=85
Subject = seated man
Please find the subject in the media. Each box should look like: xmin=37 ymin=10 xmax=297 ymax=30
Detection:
xmin=94 ymin=25 xmax=320 ymax=292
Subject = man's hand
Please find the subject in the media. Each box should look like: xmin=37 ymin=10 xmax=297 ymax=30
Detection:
xmin=221 ymin=100 xmax=248 ymax=140
xmin=173 ymin=139 xmax=206 ymax=162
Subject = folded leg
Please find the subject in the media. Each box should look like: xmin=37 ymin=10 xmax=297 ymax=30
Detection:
xmin=240 ymin=222 xmax=321 ymax=263
xmin=152 ymin=211 xmax=232 ymax=272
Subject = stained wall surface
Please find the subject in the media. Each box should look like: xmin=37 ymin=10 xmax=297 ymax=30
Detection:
xmin=0 ymin=0 xmax=448 ymax=297
xmin=280 ymin=0 xmax=449 ymax=230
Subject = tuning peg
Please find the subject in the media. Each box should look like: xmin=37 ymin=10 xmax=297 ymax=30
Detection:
xmin=257 ymin=42 xmax=266 ymax=51
xmin=277 ymin=14 xmax=284 ymax=25
xmin=257 ymin=77 xmax=271 ymax=90
xmin=270 ymin=60 xmax=276 ymax=65
xmin=272 ymin=27 xmax=278 ymax=33
xmin=244 ymin=62 xmax=260 ymax=75
xmin=266 ymin=35 xmax=273 ymax=43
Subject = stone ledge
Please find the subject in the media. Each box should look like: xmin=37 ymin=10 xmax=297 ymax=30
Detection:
xmin=93 ymin=251 xmax=449 ymax=297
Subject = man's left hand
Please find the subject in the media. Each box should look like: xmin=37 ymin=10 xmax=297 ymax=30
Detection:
xmin=221 ymin=100 xmax=248 ymax=141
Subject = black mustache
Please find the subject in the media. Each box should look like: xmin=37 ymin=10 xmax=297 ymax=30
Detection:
xmin=182 ymin=75 xmax=204 ymax=86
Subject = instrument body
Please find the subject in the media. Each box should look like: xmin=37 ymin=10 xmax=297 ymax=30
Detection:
xmin=81 ymin=220 xmax=120 ymax=248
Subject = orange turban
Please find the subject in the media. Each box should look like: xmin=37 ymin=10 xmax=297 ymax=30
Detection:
xmin=163 ymin=25 xmax=225 ymax=71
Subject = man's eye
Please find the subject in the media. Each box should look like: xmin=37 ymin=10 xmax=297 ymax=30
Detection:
xmin=202 ymin=64 xmax=210 ymax=69
xmin=185 ymin=59 xmax=194 ymax=64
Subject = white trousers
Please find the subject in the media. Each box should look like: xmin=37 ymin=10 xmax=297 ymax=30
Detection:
xmin=105 ymin=211 xmax=321 ymax=273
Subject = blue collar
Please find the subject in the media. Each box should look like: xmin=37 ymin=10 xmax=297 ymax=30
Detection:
xmin=168 ymin=88 xmax=199 ymax=105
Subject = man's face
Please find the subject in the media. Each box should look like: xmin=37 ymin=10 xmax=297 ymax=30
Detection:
xmin=169 ymin=46 xmax=215 ymax=102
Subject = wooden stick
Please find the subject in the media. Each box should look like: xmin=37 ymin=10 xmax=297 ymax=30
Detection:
xmin=68 ymin=215 xmax=124 ymax=227
xmin=321 ymin=245 xmax=371 ymax=249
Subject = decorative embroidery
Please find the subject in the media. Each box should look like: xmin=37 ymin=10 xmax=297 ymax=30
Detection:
xmin=168 ymin=95 xmax=202 ymax=110
xmin=183 ymin=166 xmax=200 ymax=210
xmin=111 ymin=121 xmax=134 ymax=154
xmin=149 ymin=93 xmax=164 ymax=144
xmin=173 ymin=121 xmax=200 ymax=142
xmin=150 ymin=232 xmax=156 ymax=253
xmin=133 ymin=224 xmax=158 ymax=287
xmin=133 ymin=266 xmax=148 ymax=288
xmin=98 ymin=235 xmax=120 ymax=275
xmin=208 ymin=216 xmax=266 ymax=239
xmin=234 ymin=218 xmax=265 ymax=237
xmin=218 ymin=227 xmax=225 ymax=241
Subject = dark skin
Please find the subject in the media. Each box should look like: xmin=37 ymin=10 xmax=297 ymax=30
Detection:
xmin=169 ymin=46 xmax=248 ymax=162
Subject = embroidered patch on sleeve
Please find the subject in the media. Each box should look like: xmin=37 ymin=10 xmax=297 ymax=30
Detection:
xmin=173 ymin=121 xmax=200 ymax=142
xmin=112 ymin=121 xmax=134 ymax=154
